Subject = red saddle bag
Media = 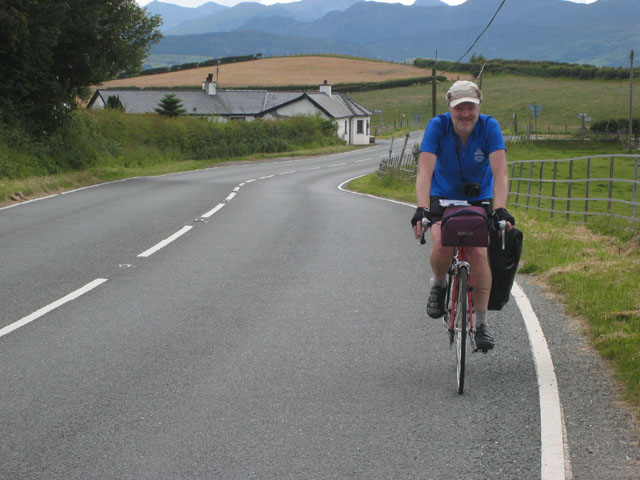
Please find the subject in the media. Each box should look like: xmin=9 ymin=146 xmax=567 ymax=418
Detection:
xmin=440 ymin=206 xmax=490 ymax=247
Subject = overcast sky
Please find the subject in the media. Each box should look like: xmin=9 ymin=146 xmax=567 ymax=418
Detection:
xmin=137 ymin=0 xmax=599 ymax=8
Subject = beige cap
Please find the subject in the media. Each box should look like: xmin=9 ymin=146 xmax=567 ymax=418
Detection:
xmin=446 ymin=80 xmax=482 ymax=107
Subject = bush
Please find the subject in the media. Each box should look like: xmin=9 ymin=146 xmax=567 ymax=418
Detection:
xmin=0 ymin=110 xmax=344 ymax=180
xmin=590 ymin=118 xmax=639 ymax=134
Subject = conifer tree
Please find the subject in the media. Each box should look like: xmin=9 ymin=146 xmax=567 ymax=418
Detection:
xmin=155 ymin=94 xmax=186 ymax=116
xmin=105 ymin=95 xmax=125 ymax=111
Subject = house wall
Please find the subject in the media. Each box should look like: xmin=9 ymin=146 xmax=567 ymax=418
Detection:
xmin=349 ymin=116 xmax=372 ymax=145
xmin=91 ymin=96 xmax=106 ymax=109
xmin=274 ymin=97 xmax=326 ymax=118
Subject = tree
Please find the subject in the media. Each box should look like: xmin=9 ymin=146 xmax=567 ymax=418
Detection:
xmin=0 ymin=0 xmax=161 ymax=133
xmin=155 ymin=94 xmax=186 ymax=117
xmin=105 ymin=95 xmax=125 ymax=111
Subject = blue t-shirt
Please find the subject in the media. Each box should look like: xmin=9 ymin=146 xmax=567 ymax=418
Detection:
xmin=420 ymin=113 xmax=506 ymax=201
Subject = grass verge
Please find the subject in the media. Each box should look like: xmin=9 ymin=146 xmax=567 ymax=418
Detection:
xmin=0 ymin=144 xmax=355 ymax=207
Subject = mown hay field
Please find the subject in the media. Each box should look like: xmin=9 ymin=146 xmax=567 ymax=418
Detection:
xmin=99 ymin=56 xmax=468 ymax=89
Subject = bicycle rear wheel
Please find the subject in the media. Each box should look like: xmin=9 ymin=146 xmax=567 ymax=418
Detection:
xmin=454 ymin=267 xmax=469 ymax=394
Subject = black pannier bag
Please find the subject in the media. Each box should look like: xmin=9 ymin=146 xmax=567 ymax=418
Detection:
xmin=487 ymin=226 xmax=523 ymax=311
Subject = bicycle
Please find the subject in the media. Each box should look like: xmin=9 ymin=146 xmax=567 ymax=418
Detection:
xmin=420 ymin=202 xmax=506 ymax=394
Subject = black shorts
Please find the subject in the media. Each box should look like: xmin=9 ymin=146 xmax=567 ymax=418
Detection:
xmin=429 ymin=196 xmax=493 ymax=223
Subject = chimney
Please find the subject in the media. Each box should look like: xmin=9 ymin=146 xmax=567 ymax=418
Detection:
xmin=319 ymin=79 xmax=332 ymax=97
xmin=202 ymin=73 xmax=217 ymax=96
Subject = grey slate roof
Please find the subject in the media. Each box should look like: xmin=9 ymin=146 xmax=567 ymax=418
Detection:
xmin=88 ymin=89 xmax=371 ymax=119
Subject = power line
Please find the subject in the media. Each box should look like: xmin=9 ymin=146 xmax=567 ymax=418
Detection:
xmin=444 ymin=0 xmax=508 ymax=72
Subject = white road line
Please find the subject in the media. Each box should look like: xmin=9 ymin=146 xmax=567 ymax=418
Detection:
xmin=0 ymin=279 xmax=108 ymax=339
xmin=137 ymin=226 xmax=193 ymax=258
xmin=338 ymin=174 xmax=570 ymax=479
xmin=279 ymin=171 xmax=296 ymax=175
xmin=0 ymin=194 xmax=59 ymax=211
xmin=354 ymin=157 xmax=373 ymax=163
xmin=225 ymin=192 xmax=237 ymax=201
xmin=512 ymin=282 xmax=569 ymax=480
xmin=202 ymin=203 xmax=225 ymax=218
xmin=259 ymin=175 xmax=275 ymax=179
xmin=233 ymin=186 xmax=241 ymax=192
xmin=328 ymin=162 xmax=347 ymax=167
xmin=246 ymin=179 xmax=257 ymax=183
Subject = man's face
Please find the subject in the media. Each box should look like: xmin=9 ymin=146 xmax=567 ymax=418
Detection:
xmin=449 ymin=102 xmax=481 ymax=136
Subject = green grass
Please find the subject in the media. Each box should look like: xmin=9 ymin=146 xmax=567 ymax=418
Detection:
xmin=351 ymin=73 xmax=637 ymax=135
xmin=0 ymin=110 xmax=350 ymax=205
xmin=348 ymin=140 xmax=640 ymax=416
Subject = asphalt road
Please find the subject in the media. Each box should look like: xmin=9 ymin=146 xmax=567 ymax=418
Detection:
xmin=1 ymin=138 xmax=638 ymax=479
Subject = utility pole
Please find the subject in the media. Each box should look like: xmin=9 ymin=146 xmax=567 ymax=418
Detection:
xmin=432 ymin=67 xmax=437 ymax=118
xmin=629 ymin=50 xmax=634 ymax=152
xmin=432 ymin=50 xmax=438 ymax=118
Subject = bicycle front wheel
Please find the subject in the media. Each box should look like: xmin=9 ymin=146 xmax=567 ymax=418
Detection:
xmin=454 ymin=266 xmax=469 ymax=394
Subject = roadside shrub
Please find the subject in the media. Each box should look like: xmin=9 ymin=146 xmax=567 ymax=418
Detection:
xmin=590 ymin=118 xmax=639 ymax=134
xmin=0 ymin=110 xmax=343 ymax=181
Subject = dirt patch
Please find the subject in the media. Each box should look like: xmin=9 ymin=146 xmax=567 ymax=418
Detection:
xmin=97 ymin=56 xmax=467 ymax=90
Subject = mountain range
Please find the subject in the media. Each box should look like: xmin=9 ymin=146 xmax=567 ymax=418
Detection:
xmin=143 ymin=0 xmax=640 ymax=68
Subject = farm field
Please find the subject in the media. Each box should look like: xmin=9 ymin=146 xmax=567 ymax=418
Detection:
xmin=351 ymin=74 xmax=636 ymax=134
xmin=98 ymin=56 xmax=467 ymax=89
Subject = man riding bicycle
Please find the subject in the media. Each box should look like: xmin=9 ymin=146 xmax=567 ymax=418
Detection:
xmin=411 ymin=80 xmax=515 ymax=351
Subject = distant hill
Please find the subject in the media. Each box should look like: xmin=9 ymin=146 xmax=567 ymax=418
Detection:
xmin=146 ymin=0 xmax=640 ymax=67
xmin=150 ymin=30 xmax=372 ymax=59
xmin=144 ymin=1 xmax=228 ymax=32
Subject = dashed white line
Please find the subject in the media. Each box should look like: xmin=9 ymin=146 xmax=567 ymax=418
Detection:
xmin=279 ymin=171 xmax=296 ymax=175
xmin=0 ymin=279 xmax=108 ymax=339
xmin=232 ymin=186 xmax=241 ymax=192
xmin=225 ymin=192 xmax=237 ymax=202
xmin=259 ymin=175 xmax=275 ymax=179
xmin=328 ymin=163 xmax=347 ymax=167
xmin=202 ymin=203 xmax=225 ymax=218
xmin=137 ymin=226 xmax=193 ymax=258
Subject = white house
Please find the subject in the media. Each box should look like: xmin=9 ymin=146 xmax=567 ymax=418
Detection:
xmin=88 ymin=77 xmax=373 ymax=145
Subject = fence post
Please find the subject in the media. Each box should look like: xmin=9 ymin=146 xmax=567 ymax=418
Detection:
xmin=566 ymin=159 xmax=574 ymax=220
xmin=537 ymin=161 xmax=544 ymax=210
xmin=516 ymin=162 xmax=524 ymax=204
xmin=634 ymin=156 xmax=638 ymax=230
xmin=585 ymin=157 xmax=592 ymax=224
xmin=551 ymin=161 xmax=558 ymax=219
xmin=399 ymin=134 xmax=409 ymax=168
xmin=608 ymin=155 xmax=615 ymax=214
xmin=509 ymin=162 xmax=517 ymax=203
xmin=526 ymin=162 xmax=533 ymax=210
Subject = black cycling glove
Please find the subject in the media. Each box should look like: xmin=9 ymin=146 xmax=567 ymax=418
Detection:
xmin=411 ymin=207 xmax=432 ymax=227
xmin=492 ymin=207 xmax=516 ymax=226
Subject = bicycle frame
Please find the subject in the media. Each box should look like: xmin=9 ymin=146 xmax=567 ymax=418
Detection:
xmin=444 ymin=246 xmax=477 ymax=352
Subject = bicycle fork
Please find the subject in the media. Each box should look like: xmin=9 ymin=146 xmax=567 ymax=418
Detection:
xmin=446 ymin=261 xmax=478 ymax=352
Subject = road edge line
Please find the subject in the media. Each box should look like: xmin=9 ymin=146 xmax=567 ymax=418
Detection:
xmin=338 ymin=175 xmax=570 ymax=479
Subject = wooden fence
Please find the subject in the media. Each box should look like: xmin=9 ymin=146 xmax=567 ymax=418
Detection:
xmin=377 ymin=134 xmax=418 ymax=176
xmin=508 ymin=154 xmax=640 ymax=230
xmin=378 ymin=151 xmax=640 ymax=230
